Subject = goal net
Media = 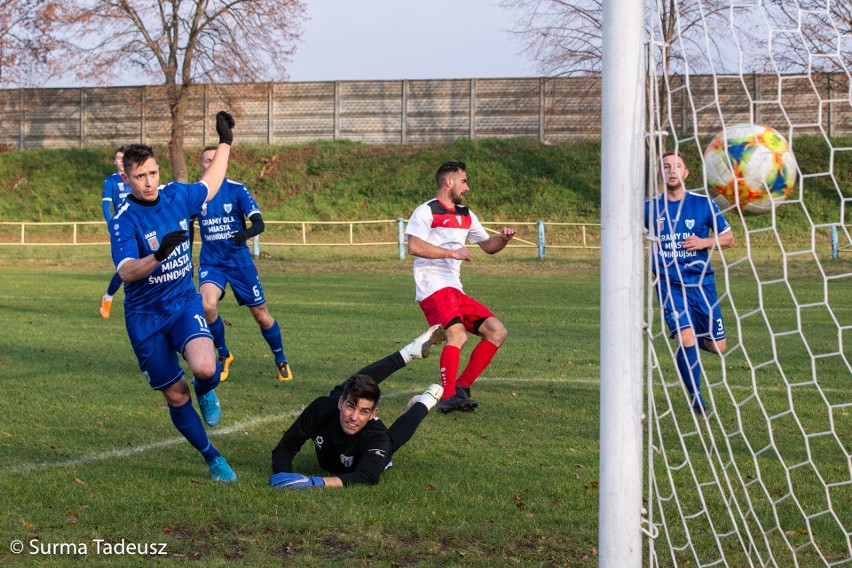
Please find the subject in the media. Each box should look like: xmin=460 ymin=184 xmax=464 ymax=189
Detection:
xmin=644 ymin=1 xmax=851 ymax=566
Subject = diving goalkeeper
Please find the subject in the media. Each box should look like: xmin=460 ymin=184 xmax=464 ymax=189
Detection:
xmin=269 ymin=326 xmax=446 ymax=489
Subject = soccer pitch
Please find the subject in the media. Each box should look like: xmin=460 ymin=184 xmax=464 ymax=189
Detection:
xmin=0 ymin=254 xmax=601 ymax=566
xmin=1 ymin=250 xmax=848 ymax=566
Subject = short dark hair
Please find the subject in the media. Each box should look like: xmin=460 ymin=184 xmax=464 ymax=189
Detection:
xmin=115 ymin=146 xmax=125 ymax=154
xmin=123 ymin=144 xmax=156 ymax=173
xmin=436 ymin=161 xmax=466 ymax=187
xmin=202 ymin=145 xmax=218 ymax=155
xmin=340 ymin=374 xmax=381 ymax=408
xmin=661 ymin=150 xmax=686 ymax=163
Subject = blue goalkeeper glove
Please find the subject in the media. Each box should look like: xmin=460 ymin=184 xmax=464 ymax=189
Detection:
xmin=269 ymin=472 xmax=325 ymax=489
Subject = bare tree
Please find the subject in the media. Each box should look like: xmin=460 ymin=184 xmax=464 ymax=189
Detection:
xmin=53 ymin=0 xmax=306 ymax=181
xmin=500 ymin=0 xmax=736 ymax=78
xmin=0 ymin=0 xmax=62 ymax=87
xmin=762 ymin=1 xmax=851 ymax=75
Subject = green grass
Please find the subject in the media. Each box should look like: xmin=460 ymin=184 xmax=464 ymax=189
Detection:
xmin=0 ymin=248 xmax=849 ymax=566
xmin=1 ymin=136 xmax=849 ymax=232
xmin=0 ymin=253 xmax=600 ymax=567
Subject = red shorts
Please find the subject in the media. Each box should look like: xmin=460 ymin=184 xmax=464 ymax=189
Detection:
xmin=418 ymin=287 xmax=494 ymax=334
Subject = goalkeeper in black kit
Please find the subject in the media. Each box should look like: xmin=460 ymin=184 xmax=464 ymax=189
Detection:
xmin=269 ymin=326 xmax=447 ymax=489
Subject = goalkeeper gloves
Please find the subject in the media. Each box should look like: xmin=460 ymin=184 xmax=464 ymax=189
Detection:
xmin=153 ymin=230 xmax=188 ymax=261
xmin=269 ymin=472 xmax=325 ymax=489
xmin=216 ymin=111 xmax=235 ymax=145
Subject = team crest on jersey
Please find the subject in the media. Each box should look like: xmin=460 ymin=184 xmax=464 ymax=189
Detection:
xmin=657 ymin=216 xmax=665 ymax=233
xmin=224 ymin=203 xmax=233 ymax=214
xmin=685 ymin=219 xmax=695 ymax=230
xmin=145 ymin=231 xmax=159 ymax=250
xmin=200 ymin=271 xmax=208 ymax=278
xmin=456 ymin=215 xmax=462 ymax=225
xmin=201 ymin=203 xmax=207 ymax=216
xmin=339 ymin=454 xmax=354 ymax=468
xmin=179 ymin=219 xmax=188 ymax=231
xmin=314 ymin=436 xmax=324 ymax=449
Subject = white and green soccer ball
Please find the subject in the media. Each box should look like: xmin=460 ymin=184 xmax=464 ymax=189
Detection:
xmin=703 ymin=123 xmax=798 ymax=215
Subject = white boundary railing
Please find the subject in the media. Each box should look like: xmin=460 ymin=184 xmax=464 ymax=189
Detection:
xmin=0 ymin=219 xmax=601 ymax=259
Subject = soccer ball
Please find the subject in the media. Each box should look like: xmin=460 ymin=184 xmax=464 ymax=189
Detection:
xmin=703 ymin=123 xmax=798 ymax=215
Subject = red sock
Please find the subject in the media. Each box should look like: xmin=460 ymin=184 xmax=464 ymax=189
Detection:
xmin=457 ymin=340 xmax=499 ymax=388
xmin=439 ymin=345 xmax=461 ymax=399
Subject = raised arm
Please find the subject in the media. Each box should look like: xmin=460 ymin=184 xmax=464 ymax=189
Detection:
xmin=201 ymin=111 xmax=235 ymax=203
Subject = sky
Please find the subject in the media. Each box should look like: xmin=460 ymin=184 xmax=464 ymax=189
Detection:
xmin=285 ymin=0 xmax=538 ymax=82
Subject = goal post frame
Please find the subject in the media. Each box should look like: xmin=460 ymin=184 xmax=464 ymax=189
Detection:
xmin=599 ymin=0 xmax=648 ymax=566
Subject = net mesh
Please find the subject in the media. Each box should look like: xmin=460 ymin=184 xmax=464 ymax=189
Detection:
xmin=645 ymin=1 xmax=852 ymax=566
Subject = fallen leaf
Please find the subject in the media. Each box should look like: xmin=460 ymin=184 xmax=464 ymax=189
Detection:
xmin=74 ymin=478 xmax=86 ymax=485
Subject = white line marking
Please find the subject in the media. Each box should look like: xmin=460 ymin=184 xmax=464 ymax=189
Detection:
xmin=3 ymin=379 xmax=576 ymax=476
xmin=5 ymin=375 xmax=847 ymax=475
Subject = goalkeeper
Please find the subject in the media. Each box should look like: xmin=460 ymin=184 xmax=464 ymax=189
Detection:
xmin=269 ymin=326 xmax=447 ymax=489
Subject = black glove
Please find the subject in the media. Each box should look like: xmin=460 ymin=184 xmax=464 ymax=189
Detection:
xmin=153 ymin=230 xmax=188 ymax=261
xmin=216 ymin=111 xmax=235 ymax=145
xmin=231 ymin=230 xmax=249 ymax=245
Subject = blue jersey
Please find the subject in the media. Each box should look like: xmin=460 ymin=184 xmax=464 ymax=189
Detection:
xmin=644 ymin=192 xmax=731 ymax=285
xmin=110 ymin=181 xmax=208 ymax=315
xmin=102 ymin=172 xmax=131 ymax=222
xmin=197 ymin=178 xmax=260 ymax=268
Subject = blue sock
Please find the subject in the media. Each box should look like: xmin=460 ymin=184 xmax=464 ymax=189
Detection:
xmin=261 ymin=320 xmax=287 ymax=364
xmin=209 ymin=316 xmax=230 ymax=358
xmin=676 ymin=345 xmax=705 ymax=408
xmin=193 ymin=358 xmax=221 ymax=397
xmin=107 ymin=273 xmax=123 ymax=296
xmin=168 ymin=400 xmax=220 ymax=462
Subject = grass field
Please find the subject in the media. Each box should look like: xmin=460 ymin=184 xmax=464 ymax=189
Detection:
xmin=0 ymin=249 xmax=602 ymax=567
xmin=0 ymin=247 xmax=849 ymax=566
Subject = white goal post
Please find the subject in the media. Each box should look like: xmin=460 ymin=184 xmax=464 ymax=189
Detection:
xmin=602 ymin=0 xmax=851 ymax=566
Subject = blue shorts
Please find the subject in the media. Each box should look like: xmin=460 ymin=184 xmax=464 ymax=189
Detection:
xmin=657 ymin=280 xmax=725 ymax=343
xmin=125 ymin=295 xmax=213 ymax=391
xmin=198 ymin=264 xmax=266 ymax=307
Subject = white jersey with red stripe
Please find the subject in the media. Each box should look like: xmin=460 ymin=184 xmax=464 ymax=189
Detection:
xmin=404 ymin=198 xmax=489 ymax=301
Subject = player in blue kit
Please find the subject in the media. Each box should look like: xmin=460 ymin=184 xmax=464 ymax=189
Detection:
xmin=100 ymin=147 xmax=129 ymax=318
xmin=110 ymin=111 xmax=238 ymax=481
xmin=645 ymin=151 xmax=735 ymax=416
xmin=196 ymin=147 xmax=292 ymax=382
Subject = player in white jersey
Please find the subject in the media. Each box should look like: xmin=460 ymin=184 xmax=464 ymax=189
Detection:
xmin=100 ymin=147 xmax=129 ymax=318
xmin=404 ymin=161 xmax=516 ymax=413
xmin=644 ymin=151 xmax=734 ymax=416
xmin=110 ymin=111 xmax=238 ymax=481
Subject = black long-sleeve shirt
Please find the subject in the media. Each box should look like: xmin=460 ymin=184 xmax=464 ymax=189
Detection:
xmin=271 ymin=396 xmax=393 ymax=486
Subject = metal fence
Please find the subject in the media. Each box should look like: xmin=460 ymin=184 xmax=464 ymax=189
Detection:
xmin=0 ymin=219 xmax=601 ymax=259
